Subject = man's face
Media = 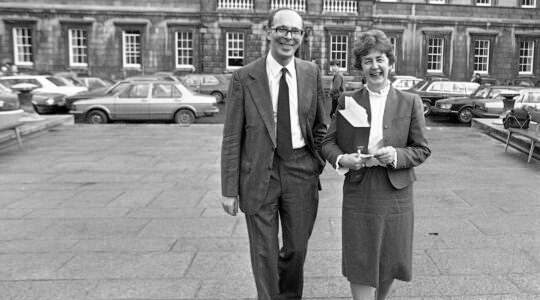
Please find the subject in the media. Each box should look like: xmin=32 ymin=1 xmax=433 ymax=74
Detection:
xmin=267 ymin=10 xmax=304 ymax=65
xmin=330 ymin=64 xmax=339 ymax=74
xmin=360 ymin=49 xmax=390 ymax=92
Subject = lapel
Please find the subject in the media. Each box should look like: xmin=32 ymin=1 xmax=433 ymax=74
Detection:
xmin=352 ymin=87 xmax=372 ymax=124
xmin=383 ymin=86 xmax=399 ymax=129
xmin=246 ymin=57 xmax=276 ymax=146
xmin=295 ymin=58 xmax=313 ymax=139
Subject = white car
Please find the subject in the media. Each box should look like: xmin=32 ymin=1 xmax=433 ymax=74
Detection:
xmin=513 ymin=88 xmax=540 ymax=111
xmin=391 ymin=75 xmax=422 ymax=91
xmin=0 ymin=75 xmax=87 ymax=97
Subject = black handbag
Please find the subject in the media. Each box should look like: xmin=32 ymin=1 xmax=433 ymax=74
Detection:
xmin=503 ymin=108 xmax=531 ymax=129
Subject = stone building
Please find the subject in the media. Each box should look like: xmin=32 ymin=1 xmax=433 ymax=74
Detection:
xmin=0 ymin=0 xmax=539 ymax=82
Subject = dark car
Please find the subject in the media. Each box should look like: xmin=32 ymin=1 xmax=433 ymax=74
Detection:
xmin=0 ymin=82 xmax=66 ymax=114
xmin=431 ymin=85 xmax=524 ymax=123
xmin=472 ymin=90 xmax=522 ymax=119
xmin=503 ymin=77 xmax=537 ymax=87
xmin=179 ymin=74 xmax=230 ymax=103
xmin=406 ymin=80 xmax=480 ymax=116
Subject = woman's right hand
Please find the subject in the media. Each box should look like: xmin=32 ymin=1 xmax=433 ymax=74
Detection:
xmin=339 ymin=153 xmax=371 ymax=171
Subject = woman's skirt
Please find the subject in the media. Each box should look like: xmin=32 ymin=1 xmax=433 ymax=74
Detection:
xmin=342 ymin=166 xmax=414 ymax=288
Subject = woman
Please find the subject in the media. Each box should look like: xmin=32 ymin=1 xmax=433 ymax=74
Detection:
xmin=321 ymin=29 xmax=431 ymax=299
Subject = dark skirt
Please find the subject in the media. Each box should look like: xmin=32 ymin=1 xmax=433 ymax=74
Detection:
xmin=342 ymin=166 xmax=414 ymax=288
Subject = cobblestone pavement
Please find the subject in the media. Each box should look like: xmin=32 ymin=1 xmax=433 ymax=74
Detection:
xmin=0 ymin=123 xmax=539 ymax=299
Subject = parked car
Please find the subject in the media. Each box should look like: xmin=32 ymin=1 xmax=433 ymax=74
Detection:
xmin=472 ymin=89 xmax=526 ymax=118
xmin=513 ymin=88 xmax=540 ymax=111
xmin=0 ymin=75 xmax=87 ymax=97
xmin=69 ymin=80 xmax=218 ymax=125
xmin=179 ymin=74 xmax=230 ymax=103
xmin=431 ymin=85 xmax=524 ymax=123
xmin=77 ymin=77 xmax=113 ymax=91
xmin=389 ymin=75 xmax=422 ymax=91
xmin=478 ymin=76 xmax=501 ymax=85
xmin=503 ymin=77 xmax=537 ymax=87
xmin=406 ymin=80 xmax=480 ymax=116
xmin=0 ymin=82 xmax=66 ymax=114
xmin=127 ymin=74 xmax=180 ymax=82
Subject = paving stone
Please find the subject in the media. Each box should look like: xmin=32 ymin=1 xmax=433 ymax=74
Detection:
xmin=24 ymin=208 xmax=130 ymax=219
xmin=138 ymin=218 xmax=237 ymax=238
xmin=171 ymin=237 xmax=250 ymax=252
xmin=184 ymin=251 xmax=252 ymax=279
xmin=6 ymin=190 xmax=76 ymax=208
xmin=415 ymin=217 xmax=483 ymax=236
xmin=38 ymin=219 xmax=150 ymax=239
xmin=147 ymin=189 xmax=207 ymax=208
xmin=51 ymin=252 xmax=194 ymax=279
xmin=71 ymin=238 xmax=176 ymax=252
xmin=507 ymin=273 xmax=540 ymax=293
xmin=427 ymin=248 xmax=536 ymax=275
xmin=470 ymin=215 xmax=540 ymax=235
xmin=49 ymin=173 xmax=144 ymax=183
xmin=90 ymin=279 xmax=200 ymax=299
xmin=196 ymin=278 xmax=257 ymax=299
xmin=0 ymin=191 xmax=31 ymax=208
xmin=126 ymin=207 xmax=204 ymax=218
xmin=304 ymin=250 xmax=342 ymax=277
xmin=302 ymin=276 xmax=350 ymax=298
xmin=0 ymin=219 xmax=55 ymax=240
xmin=0 ymin=280 xmax=98 ymax=300
xmin=106 ymin=190 xmax=163 ymax=208
xmin=0 ymin=208 xmax=33 ymax=218
xmin=0 ymin=253 xmax=74 ymax=280
xmin=0 ymin=239 xmax=78 ymax=253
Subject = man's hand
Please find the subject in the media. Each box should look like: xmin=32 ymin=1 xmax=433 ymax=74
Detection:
xmin=374 ymin=146 xmax=396 ymax=166
xmin=221 ymin=196 xmax=239 ymax=216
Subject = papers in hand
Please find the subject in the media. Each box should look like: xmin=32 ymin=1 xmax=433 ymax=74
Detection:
xmin=339 ymin=96 xmax=370 ymax=127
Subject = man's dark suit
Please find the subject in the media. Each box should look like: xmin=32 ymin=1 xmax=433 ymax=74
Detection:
xmin=221 ymin=56 xmax=327 ymax=299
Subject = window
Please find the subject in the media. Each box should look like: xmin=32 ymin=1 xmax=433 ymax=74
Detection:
xmin=271 ymin=0 xmax=306 ymax=11
xmin=13 ymin=27 xmax=33 ymax=66
xmin=330 ymin=34 xmax=348 ymax=70
xmin=475 ymin=0 xmax=491 ymax=6
xmin=218 ymin=0 xmax=254 ymax=9
xmin=152 ymin=84 xmax=174 ymax=98
xmin=519 ymin=41 xmax=535 ymax=75
xmin=176 ymin=31 xmax=194 ymax=69
xmin=121 ymin=83 xmax=149 ymax=98
xmin=389 ymin=36 xmax=397 ymax=71
xmin=323 ymin=0 xmax=358 ymax=13
xmin=521 ymin=0 xmax=536 ymax=7
xmin=122 ymin=30 xmax=141 ymax=68
xmin=226 ymin=32 xmax=244 ymax=70
xmin=473 ymin=40 xmax=490 ymax=73
xmin=427 ymin=38 xmax=444 ymax=73
xmin=429 ymin=0 xmax=445 ymax=3
xmin=68 ymin=29 xmax=88 ymax=67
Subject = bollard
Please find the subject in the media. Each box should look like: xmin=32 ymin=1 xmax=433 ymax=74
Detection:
xmin=11 ymin=83 xmax=44 ymax=121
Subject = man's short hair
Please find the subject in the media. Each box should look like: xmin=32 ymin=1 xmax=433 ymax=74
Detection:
xmin=329 ymin=60 xmax=339 ymax=66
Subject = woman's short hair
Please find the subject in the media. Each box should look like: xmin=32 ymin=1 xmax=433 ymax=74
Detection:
xmin=352 ymin=29 xmax=396 ymax=70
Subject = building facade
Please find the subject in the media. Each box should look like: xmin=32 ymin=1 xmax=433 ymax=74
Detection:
xmin=0 ymin=0 xmax=539 ymax=82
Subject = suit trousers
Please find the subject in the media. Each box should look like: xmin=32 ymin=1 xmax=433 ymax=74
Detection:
xmin=245 ymin=147 xmax=320 ymax=300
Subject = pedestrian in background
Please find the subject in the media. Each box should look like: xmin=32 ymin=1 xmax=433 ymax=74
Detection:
xmin=220 ymin=8 xmax=327 ymax=300
xmin=329 ymin=59 xmax=345 ymax=118
xmin=322 ymin=29 xmax=431 ymax=300
xmin=471 ymin=72 xmax=483 ymax=84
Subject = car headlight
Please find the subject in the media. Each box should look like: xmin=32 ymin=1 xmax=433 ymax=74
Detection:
xmin=45 ymin=98 xmax=55 ymax=105
xmin=439 ymin=103 xmax=452 ymax=109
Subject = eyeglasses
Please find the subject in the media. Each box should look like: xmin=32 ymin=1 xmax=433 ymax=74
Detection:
xmin=270 ymin=26 xmax=304 ymax=38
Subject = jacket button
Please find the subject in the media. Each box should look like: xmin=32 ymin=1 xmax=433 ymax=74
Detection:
xmin=383 ymin=125 xmax=388 ymax=129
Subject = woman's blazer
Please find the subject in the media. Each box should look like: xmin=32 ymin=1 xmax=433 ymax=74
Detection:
xmin=322 ymin=86 xmax=431 ymax=189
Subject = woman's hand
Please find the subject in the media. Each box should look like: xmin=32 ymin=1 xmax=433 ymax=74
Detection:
xmin=339 ymin=153 xmax=371 ymax=171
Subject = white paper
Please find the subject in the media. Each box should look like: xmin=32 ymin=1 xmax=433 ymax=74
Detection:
xmin=339 ymin=96 xmax=370 ymax=127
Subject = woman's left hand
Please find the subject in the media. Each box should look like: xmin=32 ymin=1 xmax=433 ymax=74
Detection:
xmin=374 ymin=146 xmax=396 ymax=165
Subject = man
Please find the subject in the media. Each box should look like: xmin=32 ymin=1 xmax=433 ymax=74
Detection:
xmin=471 ymin=72 xmax=482 ymax=84
xmin=329 ymin=59 xmax=345 ymax=118
xmin=220 ymin=8 xmax=327 ymax=300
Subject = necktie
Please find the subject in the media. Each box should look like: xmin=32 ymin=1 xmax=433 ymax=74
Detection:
xmin=276 ymin=68 xmax=292 ymax=159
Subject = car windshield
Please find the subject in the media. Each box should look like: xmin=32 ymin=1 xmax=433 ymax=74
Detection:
xmin=473 ymin=87 xmax=489 ymax=98
xmin=46 ymin=76 xmax=71 ymax=87
xmin=410 ymin=80 xmax=428 ymax=91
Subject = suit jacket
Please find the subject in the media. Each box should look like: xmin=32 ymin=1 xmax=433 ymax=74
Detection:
xmin=221 ymin=56 xmax=328 ymax=214
xmin=329 ymin=72 xmax=345 ymax=100
xmin=321 ymin=86 xmax=431 ymax=189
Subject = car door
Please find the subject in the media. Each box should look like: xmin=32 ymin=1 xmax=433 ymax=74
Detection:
xmin=148 ymin=83 xmax=179 ymax=120
xmin=113 ymin=83 xmax=150 ymax=120
xmin=427 ymin=81 xmax=445 ymax=100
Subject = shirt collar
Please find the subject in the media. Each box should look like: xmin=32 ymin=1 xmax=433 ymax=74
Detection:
xmin=267 ymin=52 xmax=295 ymax=79
xmin=365 ymin=81 xmax=391 ymax=97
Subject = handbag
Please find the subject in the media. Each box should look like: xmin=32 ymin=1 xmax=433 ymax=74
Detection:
xmin=503 ymin=107 xmax=531 ymax=129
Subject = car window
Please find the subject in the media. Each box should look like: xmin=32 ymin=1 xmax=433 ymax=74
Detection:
xmin=183 ymin=76 xmax=201 ymax=86
xmin=428 ymin=82 xmax=443 ymax=92
xmin=109 ymin=82 xmax=131 ymax=95
xmin=172 ymin=85 xmax=183 ymax=98
xmin=120 ymin=84 xmax=150 ymax=98
xmin=531 ymin=92 xmax=540 ymax=103
xmin=152 ymin=84 xmax=174 ymax=98
xmin=451 ymin=83 xmax=465 ymax=93
xmin=46 ymin=76 xmax=70 ymax=87
xmin=202 ymin=75 xmax=219 ymax=85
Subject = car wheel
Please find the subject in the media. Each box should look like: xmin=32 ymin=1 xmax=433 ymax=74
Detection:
xmin=174 ymin=109 xmax=195 ymax=125
xmin=457 ymin=107 xmax=473 ymax=124
xmin=422 ymin=100 xmax=432 ymax=116
xmin=211 ymin=91 xmax=224 ymax=103
xmin=86 ymin=110 xmax=108 ymax=124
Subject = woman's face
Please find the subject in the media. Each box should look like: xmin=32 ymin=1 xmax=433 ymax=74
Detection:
xmin=360 ymin=49 xmax=390 ymax=92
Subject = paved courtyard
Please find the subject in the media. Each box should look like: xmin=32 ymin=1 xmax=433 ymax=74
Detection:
xmin=0 ymin=123 xmax=539 ymax=299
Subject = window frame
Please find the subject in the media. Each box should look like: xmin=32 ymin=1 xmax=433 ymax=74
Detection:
xmin=329 ymin=34 xmax=349 ymax=71
xmin=518 ymin=40 xmax=535 ymax=75
xmin=422 ymin=31 xmax=451 ymax=77
xmin=122 ymin=29 xmax=142 ymax=69
xmin=225 ymin=31 xmax=245 ymax=71
xmin=473 ymin=39 xmax=491 ymax=74
xmin=521 ymin=0 xmax=536 ymax=7
xmin=426 ymin=37 xmax=445 ymax=73
xmin=68 ymin=28 xmax=89 ymax=68
xmin=12 ymin=26 xmax=34 ymax=66
xmin=175 ymin=30 xmax=195 ymax=70
xmin=474 ymin=0 xmax=492 ymax=6
xmin=469 ymin=34 xmax=496 ymax=76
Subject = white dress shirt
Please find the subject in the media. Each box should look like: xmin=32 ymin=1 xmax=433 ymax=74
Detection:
xmin=266 ymin=53 xmax=305 ymax=149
